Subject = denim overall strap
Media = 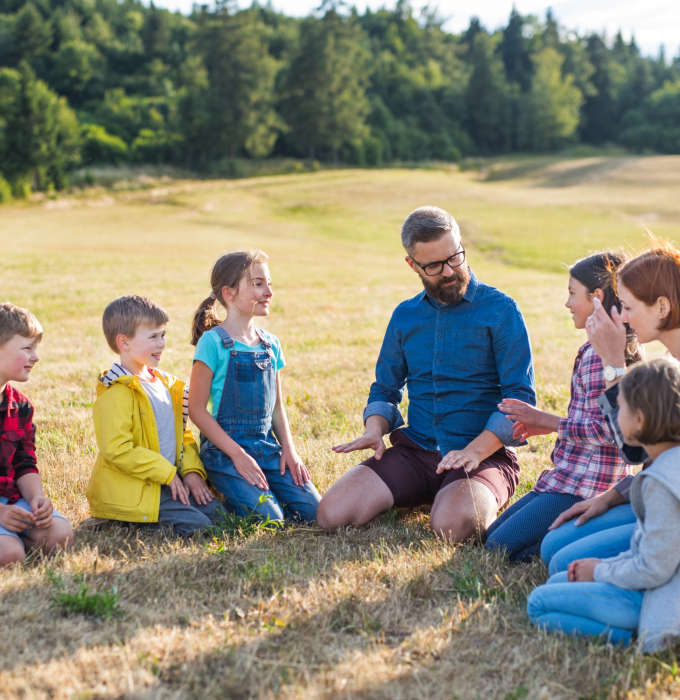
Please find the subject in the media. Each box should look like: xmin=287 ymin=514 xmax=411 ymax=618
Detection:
xmin=213 ymin=326 xmax=235 ymax=350
xmin=255 ymin=328 xmax=272 ymax=350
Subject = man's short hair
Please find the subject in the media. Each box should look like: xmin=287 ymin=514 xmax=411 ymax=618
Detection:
xmin=401 ymin=206 xmax=460 ymax=253
xmin=102 ymin=295 xmax=169 ymax=353
xmin=0 ymin=303 xmax=43 ymax=347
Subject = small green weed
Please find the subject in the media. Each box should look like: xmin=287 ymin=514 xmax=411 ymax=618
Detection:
xmin=205 ymin=494 xmax=285 ymax=538
xmin=504 ymin=686 xmax=528 ymax=700
xmin=447 ymin=563 xmax=505 ymax=601
xmin=47 ymin=571 xmax=121 ymax=619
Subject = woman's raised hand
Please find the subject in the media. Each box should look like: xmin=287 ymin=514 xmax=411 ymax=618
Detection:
xmin=586 ymin=297 xmax=627 ymax=368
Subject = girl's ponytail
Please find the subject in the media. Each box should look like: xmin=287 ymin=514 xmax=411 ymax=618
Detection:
xmin=191 ymin=294 xmax=221 ymax=346
xmin=191 ymin=249 xmax=270 ymax=346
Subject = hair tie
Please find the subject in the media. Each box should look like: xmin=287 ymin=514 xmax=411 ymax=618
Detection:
xmin=209 ymin=291 xmax=216 ymax=300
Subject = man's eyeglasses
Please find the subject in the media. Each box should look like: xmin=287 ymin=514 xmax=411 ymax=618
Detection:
xmin=411 ymin=247 xmax=466 ymax=276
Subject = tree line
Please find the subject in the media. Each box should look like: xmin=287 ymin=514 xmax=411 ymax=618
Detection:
xmin=1 ymin=0 xmax=679 ymax=197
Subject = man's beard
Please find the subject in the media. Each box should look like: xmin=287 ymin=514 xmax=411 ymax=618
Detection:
xmin=420 ymin=264 xmax=471 ymax=305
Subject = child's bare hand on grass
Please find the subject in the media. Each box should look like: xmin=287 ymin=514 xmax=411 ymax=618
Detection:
xmin=498 ymin=399 xmax=560 ymax=439
xmin=182 ymin=472 xmax=213 ymax=505
xmin=29 ymin=495 xmax=53 ymax=528
xmin=567 ymin=558 xmax=601 ymax=582
xmin=233 ymin=452 xmax=269 ymax=491
xmin=0 ymin=503 xmax=34 ymax=532
xmin=280 ymin=449 xmax=310 ymax=487
xmin=169 ymin=474 xmax=190 ymax=505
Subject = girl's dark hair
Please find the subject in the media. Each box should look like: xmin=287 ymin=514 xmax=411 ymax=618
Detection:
xmin=620 ymin=357 xmax=680 ymax=444
xmin=191 ymin=249 xmax=269 ymax=346
xmin=570 ymin=251 xmax=642 ymax=366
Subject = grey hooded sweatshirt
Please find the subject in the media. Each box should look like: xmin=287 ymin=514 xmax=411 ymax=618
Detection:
xmin=594 ymin=445 xmax=680 ymax=652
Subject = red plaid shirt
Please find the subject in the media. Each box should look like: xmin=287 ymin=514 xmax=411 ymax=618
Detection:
xmin=534 ymin=342 xmax=632 ymax=499
xmin=0 ymin=384 xmax=39 ymax=504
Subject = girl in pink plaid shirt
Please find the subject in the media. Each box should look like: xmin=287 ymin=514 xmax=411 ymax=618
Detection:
xmin=486 ymin=252 xmax=641 ymax=562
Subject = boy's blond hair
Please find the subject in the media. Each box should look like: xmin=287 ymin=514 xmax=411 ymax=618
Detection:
xmin=102 ymin=295 xmax=169 ymax=353
xmin=0 ymin=302 xmax=43 ymax=347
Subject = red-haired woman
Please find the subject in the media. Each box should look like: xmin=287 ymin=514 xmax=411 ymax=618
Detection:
xmin=542 ymin=239 xmax=680 ymax=574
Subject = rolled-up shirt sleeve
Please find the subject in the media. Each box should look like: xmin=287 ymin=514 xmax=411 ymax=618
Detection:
xmin=484 ymin=300 xmax=536 ymax=446
xmin=363 ymin=314 xmax=407 ymax=432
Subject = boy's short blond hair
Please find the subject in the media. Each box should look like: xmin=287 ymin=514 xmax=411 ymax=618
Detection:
xmin=0 ymin=303 xmax=43 ymax=347
xmin=102 ymin=295 xmax=169 ymax=353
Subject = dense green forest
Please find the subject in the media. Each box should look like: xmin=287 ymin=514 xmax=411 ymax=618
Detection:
xmin=0 ymin=0 xmax=679 ymax=197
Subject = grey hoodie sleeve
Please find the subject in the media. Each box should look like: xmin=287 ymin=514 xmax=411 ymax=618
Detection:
xmin=594 ymin=479 xmax=680 ymax=591
xmin=613 ymin=474 xmax=635 ymax=502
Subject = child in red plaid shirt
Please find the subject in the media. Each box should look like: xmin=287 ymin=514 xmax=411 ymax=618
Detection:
xmin=0 ymin=303 xmax=74 ymax=567
xmin=486 ymin=253 xmax=642 ymax=561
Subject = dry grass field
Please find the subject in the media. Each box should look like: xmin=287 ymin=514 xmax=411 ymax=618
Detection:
xmin=2 ymin=155 xmax=680 ymax=700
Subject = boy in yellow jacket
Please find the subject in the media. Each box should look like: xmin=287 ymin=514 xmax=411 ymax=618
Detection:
xmin=87 ymin=295 xmax=223 ymax=534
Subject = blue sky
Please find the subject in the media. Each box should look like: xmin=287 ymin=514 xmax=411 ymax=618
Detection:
xmin=147 ymin=0 xmax=679 ymax=58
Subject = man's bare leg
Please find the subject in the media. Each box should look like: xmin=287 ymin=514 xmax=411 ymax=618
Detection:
xmin=316 ymin=465 xmax=394 ymax=531
xmin=430 ymin=479 xmax=498 ymax=542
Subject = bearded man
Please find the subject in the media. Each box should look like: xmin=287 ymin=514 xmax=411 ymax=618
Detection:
xmin=316 ymin=206 xmax=536 ymax=542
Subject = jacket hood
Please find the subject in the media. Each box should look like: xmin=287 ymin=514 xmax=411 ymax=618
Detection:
xmin=97 ymin=363 xmax=189 ymax=427
xmin=640 ymin=445 xmax=680 ymax=503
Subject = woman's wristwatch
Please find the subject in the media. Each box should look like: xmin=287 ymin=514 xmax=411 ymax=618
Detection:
xmin=603 ymin=365 xmax=626 ymax=382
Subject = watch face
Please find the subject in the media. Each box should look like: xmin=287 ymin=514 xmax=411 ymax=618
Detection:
xmin=604 ymin=366 xmax=616 ymax=381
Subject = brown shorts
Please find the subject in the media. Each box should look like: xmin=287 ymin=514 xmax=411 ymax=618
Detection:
xmin=362 ymin=429 xmax=519 ymax=509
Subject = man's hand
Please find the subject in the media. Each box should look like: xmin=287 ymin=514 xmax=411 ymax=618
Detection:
xmin=549 ymin=488 xmax=625 ymax=530
xmin=498 ymin=399 xmax=560 ymax=440
xmin=568 ymin=558 xmax=601 ymax=582
xmin=168 ymin=474 xmax=190 ymax=505
xmin=332 ymin=431 xmax=387 ymax=460
xmin=437 ymin=446 xmax=482 ymax=474
xmin=183 ymin=472 xmax=214 ymax=506
xmin=0 ymin=503 xmax=34 ymax=533
xmin=280 ymin=448 xmax=310 ymax=487
xmin=29 ymin=495 xmax=53 ymax=529
xmin=586 ymin=298 xmax=627 ymax=371
xmin=233 ymin=452 xmax=269 ymax=491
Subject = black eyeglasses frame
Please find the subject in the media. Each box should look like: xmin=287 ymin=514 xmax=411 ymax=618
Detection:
xmin=411 ymin=247 xmax=466 ymax=277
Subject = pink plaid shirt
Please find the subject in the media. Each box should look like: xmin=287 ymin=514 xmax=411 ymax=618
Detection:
xmin=534 ymin=342 xmax=632 ymax=499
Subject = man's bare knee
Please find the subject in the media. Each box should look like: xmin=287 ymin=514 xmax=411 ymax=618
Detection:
xmin=430 ymin=513 xmax=484 ymax=543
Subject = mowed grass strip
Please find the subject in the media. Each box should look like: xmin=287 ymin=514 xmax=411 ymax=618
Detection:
xmin=1 ymin=156 xmax=679 ymax=699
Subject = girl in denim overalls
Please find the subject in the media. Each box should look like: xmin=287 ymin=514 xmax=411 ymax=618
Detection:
xmin=188 ymin=250 xmax=320 ymax=522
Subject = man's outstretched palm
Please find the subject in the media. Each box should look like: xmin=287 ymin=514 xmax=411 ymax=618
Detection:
xmin=332 ymin=432 xmax=387 ymax=460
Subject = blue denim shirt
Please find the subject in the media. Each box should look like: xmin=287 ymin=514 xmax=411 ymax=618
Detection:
xmin=364 ymin=270 xmax=536 ymax=454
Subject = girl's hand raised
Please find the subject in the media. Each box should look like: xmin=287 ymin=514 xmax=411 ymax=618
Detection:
xmin=233 ymin=452 xmax=269 ymax=491
xmin=498 ymin=399 xmax=561 ymax=438
xmin=280 ymin=448 xmax=310 ymax=487
xmin=586 ymin=297 xmax=627 ymax=370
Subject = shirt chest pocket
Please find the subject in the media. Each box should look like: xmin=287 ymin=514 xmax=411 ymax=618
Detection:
xmin=445 ymin=327 xmax=492 ymax=370
xmin=0 ymin=430 xmax=25 ymax=464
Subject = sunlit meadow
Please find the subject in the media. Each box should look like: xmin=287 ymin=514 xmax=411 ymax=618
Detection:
xmin=1 ymin=155 xmax=680 ymax=699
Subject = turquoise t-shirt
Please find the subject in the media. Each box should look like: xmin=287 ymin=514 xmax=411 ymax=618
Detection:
xmin=193 ymin=328 xmax=286 ymax=417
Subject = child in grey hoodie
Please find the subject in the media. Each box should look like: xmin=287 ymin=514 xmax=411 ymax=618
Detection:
xmin=528 ymin=357 xmax=680 ymax=652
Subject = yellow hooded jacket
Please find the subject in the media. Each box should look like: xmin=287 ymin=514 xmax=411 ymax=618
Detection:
xmin=86 ymin=364 xmax=207 ymax=522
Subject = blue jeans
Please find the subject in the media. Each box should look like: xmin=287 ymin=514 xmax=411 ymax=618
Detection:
xmin=527 ymin=571 xmax=643 ymax=645
xmin=485 ymin=490 xmax=582 ymax=562
xmin=202 ymin=442 xmax=321 ymax=523
xmin=540 ymin=504 xmax=637 ymax=575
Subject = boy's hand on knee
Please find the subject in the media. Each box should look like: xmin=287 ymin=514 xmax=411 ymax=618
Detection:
xmin=568 ymin=558 xmax=601 ymax=582
xmin=183 ymin=472 xmax=213 ymax=505
xmin=29 ymin=496 xmax=53 ymax=529
xmin=169 ymin=475 xmax=190 ymax=505
xmin=280 ymin=449 xmax=310 ymax=487
xmin=0 ymin=503 xmax=34 ymax=533
xmin=233 ymin=452 xmax=269 ymax=491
